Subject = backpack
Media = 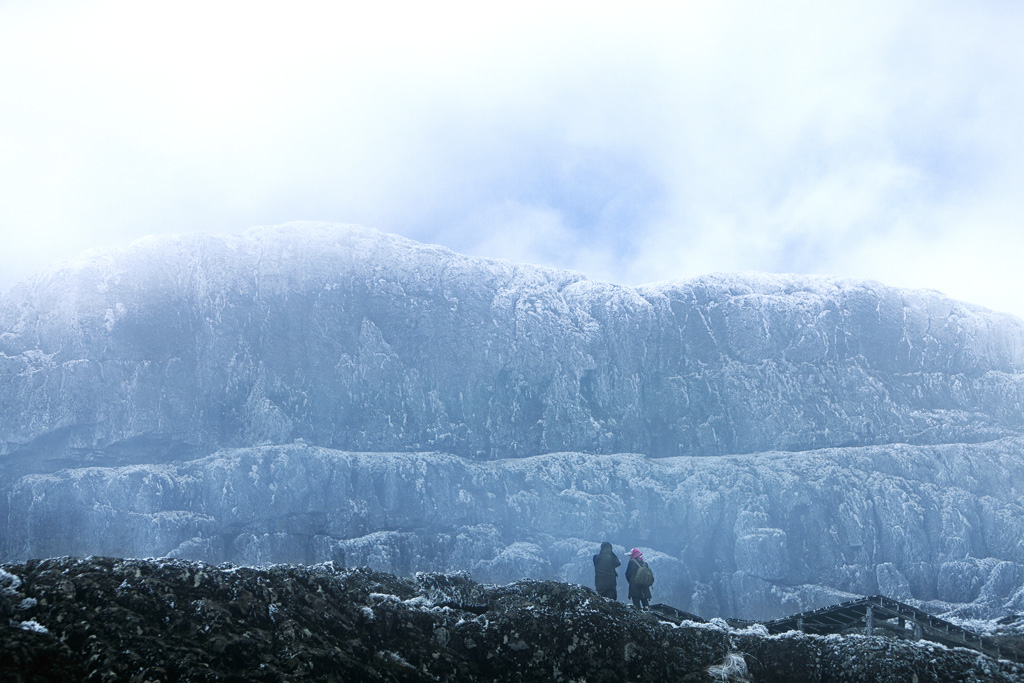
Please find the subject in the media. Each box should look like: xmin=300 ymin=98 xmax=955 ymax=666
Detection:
xmin=635 ymin=562 xmax=654 ymax=587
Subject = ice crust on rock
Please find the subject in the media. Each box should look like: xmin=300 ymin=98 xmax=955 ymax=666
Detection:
xmin=5 ymin=439 xmax=1024 ymax=620
xmin=2 ymin=222 xmax=1023 ymax=465
xmin=2 ymin=223 xmax=1024 ymax=621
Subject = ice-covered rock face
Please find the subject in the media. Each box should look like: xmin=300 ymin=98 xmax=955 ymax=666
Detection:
xmin=2 ymin=222 xmax=1024 ymax=620
xmin=6 ymin=439 xmax=1024 ymax=621
xmin=1 ymin=222 xmax=1023 ymax=465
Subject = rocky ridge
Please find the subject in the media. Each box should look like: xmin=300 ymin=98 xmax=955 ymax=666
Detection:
xmin=2 ymin=556 xmax=1023 ymax=682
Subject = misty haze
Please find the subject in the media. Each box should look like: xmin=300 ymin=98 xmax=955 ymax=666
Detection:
xmin=4 ymin=2 xmax=1024 ymax=680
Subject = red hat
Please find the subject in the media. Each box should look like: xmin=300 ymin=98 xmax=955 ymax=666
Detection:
xmin=630 ymin=548 xmax=643 ymax=559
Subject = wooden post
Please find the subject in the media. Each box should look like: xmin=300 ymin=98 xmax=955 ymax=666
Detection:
xmin=865 ymin=606 xmax=874 ymax=636
xmin=797 ymin=617 xmax=804 ymax=632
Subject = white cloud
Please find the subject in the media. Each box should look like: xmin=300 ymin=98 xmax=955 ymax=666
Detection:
xmin=2 ymin=0 xmax=1023 ymax=318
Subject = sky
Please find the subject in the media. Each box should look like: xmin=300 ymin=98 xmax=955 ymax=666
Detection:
xmin=2 ymin=1 xmax=1023 ymax=317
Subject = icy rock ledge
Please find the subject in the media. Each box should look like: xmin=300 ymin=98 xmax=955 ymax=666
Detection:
xmin=5 ymin=440 xmax=1024 ymax=622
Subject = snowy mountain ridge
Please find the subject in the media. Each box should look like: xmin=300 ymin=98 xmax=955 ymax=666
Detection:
xmin=2 ymin=222 xmax=1024 ymax=620
xmin=2 ymin=221 xmax=1023 ymax=467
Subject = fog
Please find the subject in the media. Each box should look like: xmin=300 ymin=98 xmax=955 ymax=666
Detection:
xmin=2 ymin=0 xmax=1023 ymax=317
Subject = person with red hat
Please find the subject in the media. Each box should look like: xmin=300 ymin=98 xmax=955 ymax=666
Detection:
xmin=625 ymin=548 xmax=654 ymax=610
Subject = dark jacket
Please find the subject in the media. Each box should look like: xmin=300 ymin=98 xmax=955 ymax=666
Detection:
xmin=593 ymin=542 xmax=620 ymax=595
xmin=626 ymin=557 xmax=652 ymax=600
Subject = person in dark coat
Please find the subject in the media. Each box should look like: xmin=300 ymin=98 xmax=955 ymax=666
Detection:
xmin=592 ymin=541 xmax=620 ymax=599
xmin=625 ymin=548 xmax=651 ymax=610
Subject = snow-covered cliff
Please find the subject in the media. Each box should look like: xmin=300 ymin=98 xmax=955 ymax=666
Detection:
xmin=2 ymin=222 xmax=1022 ymax=466
xmin=6 ymin=440 xmax=1024 ymax=620
xmin=2 ymin=222 xmax=1023 ymax=619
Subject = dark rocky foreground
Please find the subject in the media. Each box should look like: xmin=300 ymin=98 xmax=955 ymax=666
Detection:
xmin=2 ymin=557 xmax=1022 ymax=682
